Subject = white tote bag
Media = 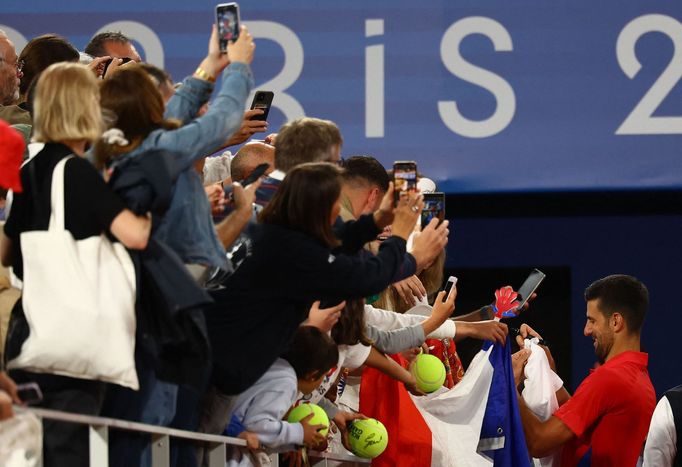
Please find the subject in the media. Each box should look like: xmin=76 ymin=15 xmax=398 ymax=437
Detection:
xmin=7 ymin=156 xmax=139 ymax=389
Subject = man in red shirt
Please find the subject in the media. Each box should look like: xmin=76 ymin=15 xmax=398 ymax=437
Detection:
xmin=515 ymin=274 xmax=656 ymax=465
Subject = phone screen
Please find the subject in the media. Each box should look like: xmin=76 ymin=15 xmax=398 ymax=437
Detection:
xmin=516 ymin=269 xmax=546 ymax=308
xmin=393 ymin=161 xmax=417 ymax=205
xmin=443 ymin=276 xmax=458 ymax=299
xmin=421 ymin=192 xmax=445 ymax=228
xmin=216 ymin=3 xmax=240 ymax=52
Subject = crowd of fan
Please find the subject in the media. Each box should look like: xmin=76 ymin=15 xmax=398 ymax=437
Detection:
xmin=0 ymin=24 xmax=676 ymax=467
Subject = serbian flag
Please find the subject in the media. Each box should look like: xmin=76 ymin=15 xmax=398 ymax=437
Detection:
xmin=360 ymin=336 xmax=530 ymax=467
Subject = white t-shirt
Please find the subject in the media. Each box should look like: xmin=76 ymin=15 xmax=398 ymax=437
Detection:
xmin=295 ymin=342 xmax=371 ymax=406
xmin=643 ymin=396 xmax=677 ymax=467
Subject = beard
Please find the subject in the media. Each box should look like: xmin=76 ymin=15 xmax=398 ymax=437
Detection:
xmin=594 ymin=333 xmax=613 ymax=364
xmin=0 ymin=78 xmax=19 ymax=106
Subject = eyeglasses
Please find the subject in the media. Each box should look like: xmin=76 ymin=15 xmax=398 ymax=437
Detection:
xmin=0 ymin=58 xmax=24 ymax=74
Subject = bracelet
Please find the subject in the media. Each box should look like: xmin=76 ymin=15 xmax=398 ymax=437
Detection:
xmin=194 ymin=66 xmax=216 ymax=83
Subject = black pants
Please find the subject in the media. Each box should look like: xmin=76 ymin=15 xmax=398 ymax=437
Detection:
xmin=10 ymin=369 xmax=105 ymax=467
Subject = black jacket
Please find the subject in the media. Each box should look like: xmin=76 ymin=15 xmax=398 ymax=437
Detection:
xmin=204 ymin=215 xmax=416 ymax=394
xmin=108 ymin=149 xmax=213 ymax=388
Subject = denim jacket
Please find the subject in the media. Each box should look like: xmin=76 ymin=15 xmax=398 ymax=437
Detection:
xmin=115 ymin=62 xmax=254 ymax=270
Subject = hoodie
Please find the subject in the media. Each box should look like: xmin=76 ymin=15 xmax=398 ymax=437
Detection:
xmin=227 ymin=358 xmax=304 ymax=450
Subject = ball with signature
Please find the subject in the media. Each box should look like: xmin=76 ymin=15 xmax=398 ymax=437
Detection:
xmin=348 ymin=418 xmax=388 ymax=458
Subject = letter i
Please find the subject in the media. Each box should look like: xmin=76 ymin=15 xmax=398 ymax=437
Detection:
xmin=365 ymin=19 xmax=385 ymax=138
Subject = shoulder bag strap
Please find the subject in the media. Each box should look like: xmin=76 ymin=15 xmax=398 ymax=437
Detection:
xmin=48 ymin=155 xmax=74 ymax=231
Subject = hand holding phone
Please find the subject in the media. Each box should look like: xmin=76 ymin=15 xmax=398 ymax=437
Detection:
xmin=443 ymin=276 xmax=458 ymax=300
xmin=249 ymin=91 xmax=274 ymax=121
xmin=224 ymin=164 xmax=270 ymax=209
xmin=102 ymin=57 xmax=133 ymax=77
xmin=515 ymin=268 xmax=545 ymax=310
xmin=421 ymin=192 xmax=445 ymax=229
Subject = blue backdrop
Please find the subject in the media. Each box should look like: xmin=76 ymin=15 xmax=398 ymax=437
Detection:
xmin=4 ymin=0 xmax=682 ymax=194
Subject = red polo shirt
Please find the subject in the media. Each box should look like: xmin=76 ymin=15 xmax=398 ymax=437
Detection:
xmin=554 ymin=351 xmax=656 ymax=466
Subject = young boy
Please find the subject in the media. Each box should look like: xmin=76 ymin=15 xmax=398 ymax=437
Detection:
xmin=225 ymin=326 xmax=339 ymax=465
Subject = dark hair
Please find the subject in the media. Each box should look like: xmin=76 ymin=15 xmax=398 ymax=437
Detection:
xmin=274 ymin=117 xmax=342 ymax=172
xmin=584 ymin=274 xmax=649 ymax=334
xmin=19 ymin=34 xmax=79 ymax=97
xmin=331 ymin=299 xmax=373 ymax=346
xmin=259 ymin=162 xmax=342 ymax=247
xmin=84 ymin=31 xmax=132 ymax=58
xmin=341 ymin=156 xmax=389 ymax=192
xmin=282 ymin=326 xmax=339 ymax=379
xmin=94 ymin=65 xmax=179 ymax=168
xmin=137 ymin=63 xmax=172 ymax=87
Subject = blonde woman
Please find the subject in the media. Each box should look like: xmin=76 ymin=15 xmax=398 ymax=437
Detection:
xmin=0 ymin=62 xmax=150 ymax=467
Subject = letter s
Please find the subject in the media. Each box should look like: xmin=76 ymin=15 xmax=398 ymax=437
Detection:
xmin=438 ymin=17 xmax=515 ymax=138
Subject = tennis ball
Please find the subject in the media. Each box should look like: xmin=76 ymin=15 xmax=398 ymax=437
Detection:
xmin=287 ymin=403 xmax=330 ymax=436
xmin=348 ymin=418 xmax=389 ymax=458
xmin=410 ymin=353 xmax=446 ymax=393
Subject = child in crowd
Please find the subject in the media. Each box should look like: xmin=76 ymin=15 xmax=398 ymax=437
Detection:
xmin=225 ymin=326 xmax=339 ymax=465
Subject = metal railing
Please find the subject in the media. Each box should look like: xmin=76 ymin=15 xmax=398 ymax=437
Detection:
xmin=14 ymin=406 xmax=370 ymax=467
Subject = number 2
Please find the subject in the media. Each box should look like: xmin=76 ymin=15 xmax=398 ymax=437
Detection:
xmin=616 ymin=14 xmax=682 ymax=135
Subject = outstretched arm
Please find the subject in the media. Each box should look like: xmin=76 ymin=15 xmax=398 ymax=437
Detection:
xmin=517 ymin=394 xmax=575 ymax=458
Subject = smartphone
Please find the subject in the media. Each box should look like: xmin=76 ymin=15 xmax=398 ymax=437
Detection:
xmin=241 ymin=162 xmax=269 ymax=187
xmin=443 ymin=276 xmax=458 ymax=300
xmin=516 ymin=268 xmax=546 ymax=309
xmin=393 ymin=161 xmax=418 ymax=205
xmin=216 ymin=2 xmax=240 ymax=53
xmin=421 ymin=192 xmax=445 ymax=228
xmin=226 ymin=162 xmax=269 ymax=201
xmin=16 ymin=382 xmax=43 ymax=405
xmin=249 ymin=91 xmax=274 ymax=121
xmin=102 ymin=56 xmax=133 ymax=77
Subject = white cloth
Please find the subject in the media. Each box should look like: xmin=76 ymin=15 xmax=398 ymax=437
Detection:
xmin=411 ymin=345 xmax=496 ymax=466
xmin=521 ymin=339 xmax=563 ymax=467
xmin=202 ymin=151 xmax=232 ymax=184
xmin=267 ymin=169 xmax=286 ymax=181
xmin=296 ymin=343 xmax=371 ymax=408
xmin=0 ymin=410 xmax=42 ymax=467
xmin=27 ymin=143 xmax=44 ymax=160
xmin=643 ymin=396 xmax=677 ymax=466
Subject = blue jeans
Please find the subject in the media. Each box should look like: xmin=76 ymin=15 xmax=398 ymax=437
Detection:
xmin=101 ymin=350 xmax=178 ymax=467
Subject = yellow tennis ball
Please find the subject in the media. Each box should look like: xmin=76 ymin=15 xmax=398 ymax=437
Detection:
xmin=287 ymin=403 xmax=330 ymax=437
xmin=348 ymin=418 xmax=389 ymax=458
xmin=410 ymin=353 xmax=446 ymax=393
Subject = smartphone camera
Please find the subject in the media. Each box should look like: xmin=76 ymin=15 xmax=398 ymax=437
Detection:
xmin=249 ymin=91 xmax=274 ymax=121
